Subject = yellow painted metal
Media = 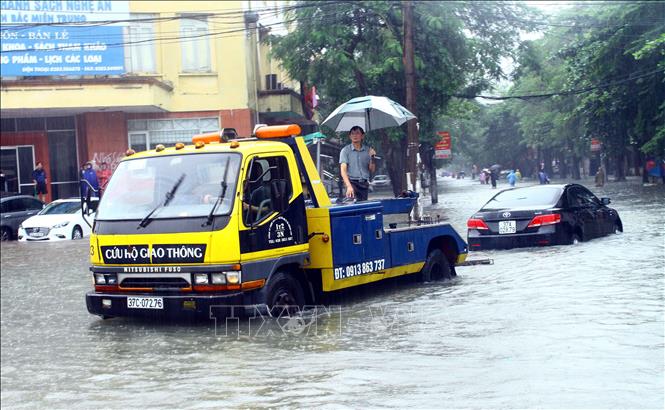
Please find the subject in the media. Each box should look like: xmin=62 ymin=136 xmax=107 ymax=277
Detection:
xmin=321 ymin=262 xmax=426 ymax=292
xmin=305 ymin=207 xmax=333 ymax=269
xmin=294 ymin=137 xmax=331 ymax=207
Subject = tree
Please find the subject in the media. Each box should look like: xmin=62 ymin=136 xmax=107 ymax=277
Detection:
xmin=267 ymin=1 xmax=533 ymax=196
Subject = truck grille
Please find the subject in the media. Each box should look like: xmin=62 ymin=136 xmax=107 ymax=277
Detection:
xmin=120 ymin=277 xmax=190 ymax=289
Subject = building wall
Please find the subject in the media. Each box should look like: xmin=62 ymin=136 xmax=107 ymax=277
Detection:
xmin=129 ymin=0 xmax=252 ymax=112
xmin=79 ymin=112 xmax=129 ymax=170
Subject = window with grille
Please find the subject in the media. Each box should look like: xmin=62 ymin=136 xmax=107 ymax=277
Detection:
xmin=128 ymin=118 xmax=219 ymax=151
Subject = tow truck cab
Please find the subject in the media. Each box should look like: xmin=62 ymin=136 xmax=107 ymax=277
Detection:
xmin=86 ymin=125 xmax=468 ymax=319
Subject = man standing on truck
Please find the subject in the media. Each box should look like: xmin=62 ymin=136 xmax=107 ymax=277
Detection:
xmin=339 ymin=126 xmax=376 ymax=201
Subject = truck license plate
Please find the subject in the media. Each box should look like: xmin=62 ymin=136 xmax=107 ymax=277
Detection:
xmin=127 ymin=296 xmax=163 ymax=309
xmin=498 ymin=220 xmax=516 ymax=234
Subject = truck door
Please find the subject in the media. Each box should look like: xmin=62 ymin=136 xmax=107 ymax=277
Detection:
xmin=238 ymin=154 xmax=307 ymax=255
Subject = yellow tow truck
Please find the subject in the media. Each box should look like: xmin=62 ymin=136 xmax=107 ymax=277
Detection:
xmin=85 ymin=124 xmax=468 ymax=319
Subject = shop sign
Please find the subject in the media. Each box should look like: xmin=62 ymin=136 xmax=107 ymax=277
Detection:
xmin=0 ymin=1 xmax=129 ymax=24
xmin=435 ymin=131 xmax=452 ymax=159
xmin=0 ymin=25 xmax=126 ymax=76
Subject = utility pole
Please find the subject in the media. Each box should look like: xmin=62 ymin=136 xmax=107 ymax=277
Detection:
xmin=403 ymin=0 xmax=421 ymax=219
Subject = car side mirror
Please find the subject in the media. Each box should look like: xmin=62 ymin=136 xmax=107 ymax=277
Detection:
xmin=601 ymin=197 xmax=611 ymax=205
xmin=270 ymin=179 xmax=289 ymax=213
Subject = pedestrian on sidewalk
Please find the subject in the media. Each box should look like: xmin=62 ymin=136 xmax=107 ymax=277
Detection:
xmin=538 ymin=168 xmax=550 ymax=185
xmin=507 ymin=170 xmax=517 ymax=187
xmin=32 ymin=162 xmax=48 ymax=202
xmin=81 ymin=161 xmax=99 ymax=198
xmin=595 ymin=165 xmax=605 ymax=187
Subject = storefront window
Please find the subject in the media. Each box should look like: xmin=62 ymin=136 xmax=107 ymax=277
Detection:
xmin=128 ymin=118 xmax=219 ymax=151
xmin=48 ymin=130 xmax=79 ymax=199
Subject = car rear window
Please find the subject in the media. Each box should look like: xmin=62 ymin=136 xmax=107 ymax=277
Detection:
xmin=482 ymin=187 xmax=562 ymax=210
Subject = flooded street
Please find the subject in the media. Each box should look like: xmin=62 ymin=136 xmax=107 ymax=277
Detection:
xmin=1 ymin=177 xmax=663 ymax=409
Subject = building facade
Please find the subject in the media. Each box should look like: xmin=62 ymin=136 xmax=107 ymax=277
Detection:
xmin=1 ymin=1 xmax=307 ymax=201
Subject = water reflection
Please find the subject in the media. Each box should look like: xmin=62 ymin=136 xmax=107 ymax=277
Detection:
xmin=1 ymin=177 xmax=663 ymax=408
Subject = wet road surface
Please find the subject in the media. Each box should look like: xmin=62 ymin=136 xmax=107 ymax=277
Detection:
xmin=1 ymin=176 xmax=663 ymax=408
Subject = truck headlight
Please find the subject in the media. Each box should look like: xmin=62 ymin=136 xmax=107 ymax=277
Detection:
xmin=194 ymin=273 xmax=209 ymax=285
xmin=94 ymin=273 xmax=106 ymax=285
xmin=52 ymin=221 xmax=70 ymax=229
xmin=225 ymin=271 xmax=241 ymax=284
xmin=106 ymin=274 xmax=118 ymax=285
xmin=211 ymin=273 xmax=226 ymax=284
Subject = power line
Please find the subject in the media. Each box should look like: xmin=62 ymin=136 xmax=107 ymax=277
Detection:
xmin=0 ymin=5 xmax=354 ymax=54
xmin=454 ymin=68 xmax=664 ymax=100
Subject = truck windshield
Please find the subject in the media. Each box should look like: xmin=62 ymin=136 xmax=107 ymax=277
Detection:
xmin=96 ymin=153 xmax=241 ymax=221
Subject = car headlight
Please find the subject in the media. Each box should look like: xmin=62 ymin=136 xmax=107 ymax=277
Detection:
xmin=52 ymin=221 xmax=70 ymax=229
xmin=194 ymin=273 xmax=209 ymax=285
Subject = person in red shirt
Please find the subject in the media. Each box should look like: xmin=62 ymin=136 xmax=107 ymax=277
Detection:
xmin=97 ymin=162 xmax=112 ymax=193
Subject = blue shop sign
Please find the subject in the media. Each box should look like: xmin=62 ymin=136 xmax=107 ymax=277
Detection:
xmin=1 ymin=26 xmax=126 ymax=76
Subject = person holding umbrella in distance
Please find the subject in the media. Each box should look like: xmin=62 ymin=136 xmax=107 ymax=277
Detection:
xmin=339 ymin=126 xmax=376 ymax=201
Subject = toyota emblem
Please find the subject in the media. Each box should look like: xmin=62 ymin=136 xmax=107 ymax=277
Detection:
xmin=502 ymin=212 xmax=511 ymax=218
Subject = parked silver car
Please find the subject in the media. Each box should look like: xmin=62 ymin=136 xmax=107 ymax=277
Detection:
xmin=370 ymin=174 xmax=391 ymax=188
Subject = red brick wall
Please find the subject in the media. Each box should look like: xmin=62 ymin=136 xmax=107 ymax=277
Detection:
xmin=220 ymin=109 xmax=255 ymax=137
xmin=80 ymin=112 xmax=128 ymax=171
xmin=0 ymin=131 xmax=52 ymax=202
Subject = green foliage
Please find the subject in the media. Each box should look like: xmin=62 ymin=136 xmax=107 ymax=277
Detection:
xmin=266 ymin=1 xmax=532 ymax=190
xmin=454 ymin=1 xmax=665 ymax=178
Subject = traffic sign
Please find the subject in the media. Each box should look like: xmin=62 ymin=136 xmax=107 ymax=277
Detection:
xmin=435 ymin=131 xmax=451 ymax=159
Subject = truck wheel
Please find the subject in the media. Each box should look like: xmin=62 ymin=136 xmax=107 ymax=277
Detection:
xmin=419 ymin=249 xmax=451 ymax=282
xmin=265 ymin=272 xmax=305 ymax=316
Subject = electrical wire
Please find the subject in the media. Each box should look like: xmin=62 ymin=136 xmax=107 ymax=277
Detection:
xmin=455 ymin=67 xmax=664 ymax=100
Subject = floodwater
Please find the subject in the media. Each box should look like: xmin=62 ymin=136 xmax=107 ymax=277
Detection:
xmin=1 ymin=177 xmax=663 ymax=409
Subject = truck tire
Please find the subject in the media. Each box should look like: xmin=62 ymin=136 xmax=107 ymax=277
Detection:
xmin=419 ymin=249 xmax=451 ymax=282
xmin=265 ymin=271 xmax=305 ymax=317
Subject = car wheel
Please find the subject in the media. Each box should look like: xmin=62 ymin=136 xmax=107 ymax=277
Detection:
xmin=613 ymin=222 xmax=621 ymax=234
xmin=0 ymin=227 xmax=12 ymax=241
xmin=570 ymin=232 xmax=582 ymax=245
xmin=419 ymin=249 xmax=452 ymax=282
xmin=264 ymin=272 xmax=305 ymax=317
xmin=72 ymin=226 xmax=83 ymax=240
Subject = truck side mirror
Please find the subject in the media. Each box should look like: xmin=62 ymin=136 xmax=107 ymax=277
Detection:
xmin=270 ymin=179 xmax=289 ymax=213
xmin=601 ymin=197 xmax=611 ymax=205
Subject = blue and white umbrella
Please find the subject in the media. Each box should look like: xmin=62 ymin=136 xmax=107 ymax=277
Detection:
xmin=321 ymin=95 xmax=416 ymax=132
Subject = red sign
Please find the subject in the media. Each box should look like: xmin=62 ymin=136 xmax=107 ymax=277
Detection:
xmin=435 ymin=131 xmax=451 ymax=159
xmin=591 ymin=138 xmax=601 ymax=152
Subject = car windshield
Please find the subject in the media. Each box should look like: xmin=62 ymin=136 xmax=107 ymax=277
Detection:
xmin=39 ymin=202 xmax=81 ymax=215
xmin=96 ymin=153 xmax=241 ymax=221
xmin=482 ymin=187 xmax=562 ymax=210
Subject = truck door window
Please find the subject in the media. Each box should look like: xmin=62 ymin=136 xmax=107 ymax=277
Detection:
xmin=243 ymin=156 xmax=291 ymax=226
